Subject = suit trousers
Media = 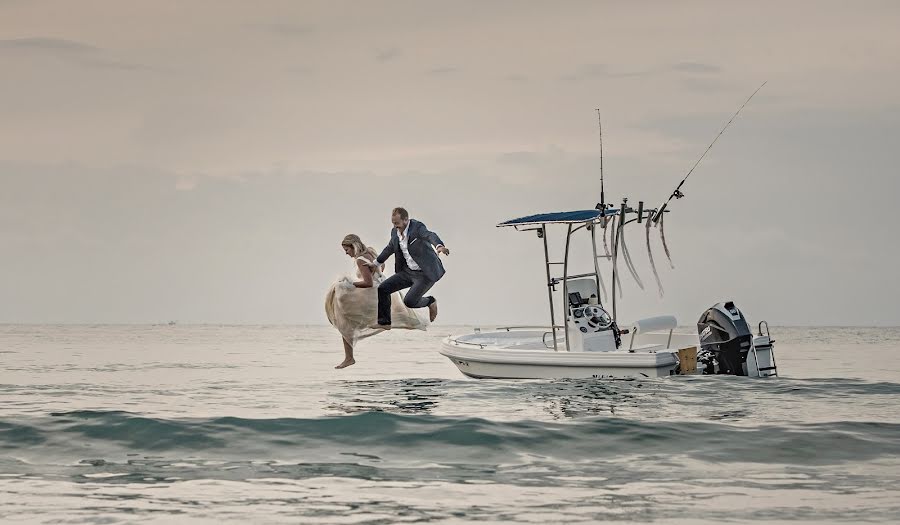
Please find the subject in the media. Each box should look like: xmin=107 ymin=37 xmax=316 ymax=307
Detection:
xmin=377 ymin=268 xmax=436 ymax=325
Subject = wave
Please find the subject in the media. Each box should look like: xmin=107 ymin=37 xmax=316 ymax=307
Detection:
xmin=2 ymin=410 xmax=899 ymax=466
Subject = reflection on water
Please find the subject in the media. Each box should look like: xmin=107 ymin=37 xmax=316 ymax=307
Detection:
xmin=325 ymin=378 xmax=651 ymax=421
xmin=528 ymin=378 xmax=640 ymax=420
xmin=326 ymin=378 xmax=448 ymax=415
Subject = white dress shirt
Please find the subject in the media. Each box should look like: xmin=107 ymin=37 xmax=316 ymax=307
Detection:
xmin=399 ymin=222 xmax=421 ymax=271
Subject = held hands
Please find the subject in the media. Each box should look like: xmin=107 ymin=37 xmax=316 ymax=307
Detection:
xmin=341 ymin=277 xmax=366 ymax=289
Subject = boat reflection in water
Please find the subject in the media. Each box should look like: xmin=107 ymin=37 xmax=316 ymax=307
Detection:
xmin=327 ymin=378 xmax=447 ymax=415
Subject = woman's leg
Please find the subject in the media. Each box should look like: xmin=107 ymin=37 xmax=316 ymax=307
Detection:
xmin=335 ymin=338 xmax=356 ymax=369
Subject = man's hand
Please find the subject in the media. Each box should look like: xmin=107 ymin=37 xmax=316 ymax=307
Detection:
xmin=436 ymin=245 xmax=450 ymax=256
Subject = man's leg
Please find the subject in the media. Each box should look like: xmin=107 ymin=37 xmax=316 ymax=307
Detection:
xmin=402 ymin=273 xmax=436 ymax=309
xmin=377 ymin=272 xmax=412 ymax=325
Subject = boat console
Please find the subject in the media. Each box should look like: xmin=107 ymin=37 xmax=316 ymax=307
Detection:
xmin=567 ymin=290 xmax=619 ymax=352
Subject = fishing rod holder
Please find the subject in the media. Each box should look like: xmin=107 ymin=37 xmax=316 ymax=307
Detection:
xmin=612 ymin=196 xmax=664 ymax=227
xmin=497 ymin=193 xmax=673 ymax=351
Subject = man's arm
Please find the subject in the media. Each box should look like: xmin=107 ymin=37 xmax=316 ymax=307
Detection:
xmin=418 ymin=221 xmax=449 ymax=255
xmin=376 ymin=238 xmax=394 ymax=265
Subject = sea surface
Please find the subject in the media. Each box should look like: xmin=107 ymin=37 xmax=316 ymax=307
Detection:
xmin=1 ymin=324 xmax=899 ymax=524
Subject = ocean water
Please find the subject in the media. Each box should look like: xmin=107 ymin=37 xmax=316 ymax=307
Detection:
xmin=2 ymin=324 xmax=899 ymax=524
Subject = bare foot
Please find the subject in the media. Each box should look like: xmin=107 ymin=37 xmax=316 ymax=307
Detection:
xmin=334 ymin=358 xmax=356 ymax=369
xmin=428 ymin=301 xmax=438 ymax=322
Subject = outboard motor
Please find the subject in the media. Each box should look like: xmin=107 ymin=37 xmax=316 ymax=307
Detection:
xmin=697 ymin=301 xmax=754 ymax=375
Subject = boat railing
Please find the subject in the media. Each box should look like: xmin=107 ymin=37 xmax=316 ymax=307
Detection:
xmin=495 ymin=325 xmax=565 ymax=332
xmin=541 ymin=331 xmax=556 ymax=349
xmin=448 ymin=325 xmax=566 ymax=350
xmin=446 ymin=337 xmax=487 ymax=349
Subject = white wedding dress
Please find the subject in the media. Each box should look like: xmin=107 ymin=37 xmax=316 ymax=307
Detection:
xmin=324 ymin=256 xmax=429 ymax=348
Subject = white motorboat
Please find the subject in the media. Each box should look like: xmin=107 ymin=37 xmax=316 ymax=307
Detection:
xmin=441 ymin=94 xmax=777 ymax=380
xmin=440 ymin=209 xmax=778 ymax=379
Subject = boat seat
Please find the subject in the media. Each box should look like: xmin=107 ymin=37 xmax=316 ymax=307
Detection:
xmin=628 ymin=315 xmax=677 ymax=351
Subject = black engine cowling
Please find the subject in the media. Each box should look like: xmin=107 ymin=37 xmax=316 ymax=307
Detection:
xmin=697 ymin=301 xmax=753 ymax=375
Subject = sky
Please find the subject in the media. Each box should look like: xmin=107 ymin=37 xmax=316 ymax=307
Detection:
xmin=2 ymin=0 xmax=899 ymax=326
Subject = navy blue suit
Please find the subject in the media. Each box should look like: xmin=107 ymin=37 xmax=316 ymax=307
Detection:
xmin=375 ymin=219 xmax=446 ymax=325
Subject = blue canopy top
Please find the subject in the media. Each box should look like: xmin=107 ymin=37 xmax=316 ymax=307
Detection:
xmin=497 ymin=209 xmax=617 ymax=227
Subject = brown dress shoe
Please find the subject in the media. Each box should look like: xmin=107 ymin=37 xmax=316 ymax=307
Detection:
xmin=428 ymin=300 xmax=438 ymax=322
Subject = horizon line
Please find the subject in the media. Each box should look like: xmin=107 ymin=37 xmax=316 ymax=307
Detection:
xmin=2 ymin=322 xmax=899 ymax=329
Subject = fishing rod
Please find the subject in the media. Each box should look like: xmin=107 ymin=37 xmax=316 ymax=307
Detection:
xmin=652 ymin=81 xmax=767 ymax=223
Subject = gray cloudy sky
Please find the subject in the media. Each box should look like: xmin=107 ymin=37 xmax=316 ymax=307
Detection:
xmin=2 ymin=1 xmax=899 ymax=326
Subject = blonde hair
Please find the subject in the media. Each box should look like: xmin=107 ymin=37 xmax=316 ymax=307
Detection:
xmin=341 ymin=234 xmax=377 ymax=260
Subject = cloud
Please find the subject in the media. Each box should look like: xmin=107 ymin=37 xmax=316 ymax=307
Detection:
xmin=287 ymin=65 xmax=315 ymax=75
xmin=563 ymin=61 xmax=722 ymax=82
xmin=425 ymin=66 xmax=458 ymax=75
xmin=375 ymin=48 xmax=401 ymax=62
xmin=252 ymin=22 xmax=315 ymax=37
xmin=562 ymin=63 xmax=609 ymax=81
xmin=503 ymin=73 xmax=529 ymax=83
xmin=175 ymin=177 xmax=198 ymax=191
xmin=563 ymin=64 xmax=671 ymax=81
xmin=82 ymin=58 xmax=150 ymax=71
xmin=672 ymin=61 xmax=722 ymax=74
xmin=0 ymin=36 xmax=146 ymax=71
xmin=0 ymin=37 xmax=98 ymax=55
xmin=679 ymin=76 xmax=734 ymax=93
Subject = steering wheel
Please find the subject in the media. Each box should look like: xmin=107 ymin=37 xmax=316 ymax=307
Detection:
xmin=584 ymin=306 xmax=613 ymax=331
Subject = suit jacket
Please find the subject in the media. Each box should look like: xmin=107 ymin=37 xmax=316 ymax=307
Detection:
xmin=376 ymin=219 xmax=446 ymax=282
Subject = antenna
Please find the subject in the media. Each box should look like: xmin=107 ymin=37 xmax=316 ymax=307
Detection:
xmin=596 ymin=109 xmax=605 ymax=211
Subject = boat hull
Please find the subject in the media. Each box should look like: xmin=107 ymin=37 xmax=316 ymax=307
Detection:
xmin=440 ymin=337 xmax=680 ymax=379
